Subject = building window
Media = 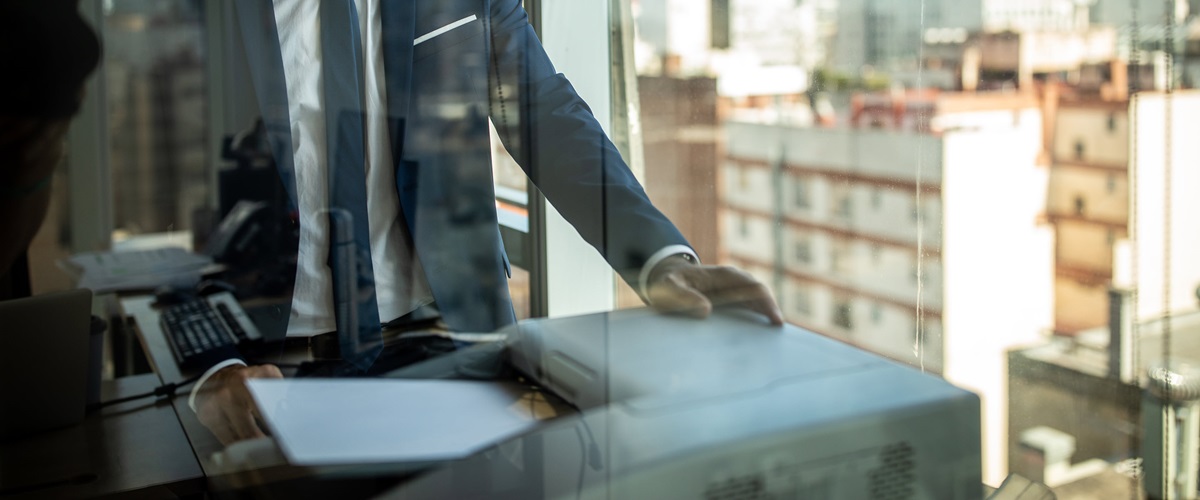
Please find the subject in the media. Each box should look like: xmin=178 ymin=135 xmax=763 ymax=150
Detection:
xmin=793 ymin=178 xmax=810 ymax=209
xmin=710 ymin=0 xmax=731 ymax=50
xmin=1074 ymin=196 xmax=1086 ymax=216
xmin=794 ymin=288 xmax=811 ymax=315
xmin=871 ymin=244 xmax=883 ymax=265
xmin=834 ymin=193 xmax=853 ymax=219
xmin=833 ymin=300 xmax=853 ymax=330
xmin=870 ymin=188 xmax=882 ymax=210
xmin=910 ymin=202 xmax=923 ymax=223
xmin=1106 ymin=174 xmax=1117 ymax=194
xmin=1074 ymin=140 xmax=1085 ymax=161
xmin=1107 ymin=112 xmax=1117 ymax=132
xmin=737 ymin=168 xmax=749 ymax=191
xmin=871 ymin=302 xmax=883 ymax=324
xmin=794 ymin=240 xmax=812 ymax=264
xmin=738 ymin=215 xmax=750 ymax=238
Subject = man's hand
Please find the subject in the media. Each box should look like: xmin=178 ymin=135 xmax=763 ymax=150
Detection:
xmin=194 ymin=364 xmax=283 ymax=445
xmin=646 ymin=256 xmax=784 ymax=326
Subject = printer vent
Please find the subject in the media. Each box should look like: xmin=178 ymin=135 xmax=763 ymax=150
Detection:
xmin=703 ymin=473 xmax=766 ymax=500
xmin=869 ymin=441 xmax=916 ymax=499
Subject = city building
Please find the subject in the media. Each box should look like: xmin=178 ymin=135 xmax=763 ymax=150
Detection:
xmin=635 ymin=0 xmax=834 ymax=75
xmin=1046 ymin=96 xmax=1130 ymax=334
xmin=720 ymin=90 xmax=1055 ymax=483
xmin=1008 ymin=90 xmax=1200 ymax=497
xmin=983 ymin=0 xmax=1095 ymax=33
xmin=1008 ymin=306 xmax=1200 ymax=498
xmin=102 ymin=3 xmax=209 ymax=237
xmin=637 ymin=75 xmax=722 ymax=265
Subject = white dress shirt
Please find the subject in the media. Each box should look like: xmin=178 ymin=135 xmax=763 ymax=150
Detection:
xmin=273 ymin=0 xmax=433 ymax=338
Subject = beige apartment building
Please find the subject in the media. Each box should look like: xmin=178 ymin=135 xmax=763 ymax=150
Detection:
xmin=1046 ymin=98 xmax=1130 ymax=334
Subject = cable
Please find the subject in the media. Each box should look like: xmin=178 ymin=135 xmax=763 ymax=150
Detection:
xmin=86 ymin=372 xmax=203 ymax=412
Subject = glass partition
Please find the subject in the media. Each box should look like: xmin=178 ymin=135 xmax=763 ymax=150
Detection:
xmin=6 ymin=0 xmax=1196 ymax=497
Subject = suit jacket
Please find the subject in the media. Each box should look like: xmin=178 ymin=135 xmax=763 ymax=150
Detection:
xmin=234 ymin=0 xmax=690 ymax=333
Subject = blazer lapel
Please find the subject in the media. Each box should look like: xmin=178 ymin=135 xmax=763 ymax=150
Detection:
xmin=380 ymin=0 xmax=416 ymax=156
xmin=232 ymin=0 xmax=299 ymax=209
xmin=379 ymin=0 xmax=420 ymax=235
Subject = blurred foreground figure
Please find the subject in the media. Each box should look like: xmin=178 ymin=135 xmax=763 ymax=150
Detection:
xmin=0 ymin=0 xmax=100 ymax=298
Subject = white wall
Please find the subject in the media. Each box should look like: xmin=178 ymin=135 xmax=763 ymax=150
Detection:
xmin=1125 ymin=92 xmax=1200 ymax=320
xmin=941 ymin=107 xmax=1054 ymax=485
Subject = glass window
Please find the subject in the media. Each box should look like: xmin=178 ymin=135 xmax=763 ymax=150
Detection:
xmin=12 ymin=0 xmax=1184 ymax=497
xmin=103 ymin=1 xmax=211 ymax=241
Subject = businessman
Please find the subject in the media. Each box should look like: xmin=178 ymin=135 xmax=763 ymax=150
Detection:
xmin=193 ymin=0 xmax=782 ymax=445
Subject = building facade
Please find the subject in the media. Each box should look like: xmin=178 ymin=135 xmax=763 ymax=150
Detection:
xmin=720 ymin=91 xmax=1055 ymax=483
xmin=1047 ymin=98 xmax=1130 ymax=334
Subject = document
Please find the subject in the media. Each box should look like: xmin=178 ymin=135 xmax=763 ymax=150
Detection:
xmin=63 ymin=247 xmax=212 ymax=293
xmin=247 ymin=379 xmax=539 ymax=466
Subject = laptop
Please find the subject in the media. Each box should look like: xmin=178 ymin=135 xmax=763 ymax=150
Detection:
xmin=0 ymin=289 xmax=92 ymax=441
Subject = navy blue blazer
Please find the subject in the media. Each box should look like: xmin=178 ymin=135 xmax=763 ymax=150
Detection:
xmin=235 ymin=0 xmax=690 ymax=333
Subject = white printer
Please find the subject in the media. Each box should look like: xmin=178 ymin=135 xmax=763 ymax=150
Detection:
xmin=384 ymin=308 xmax=982 ymax=499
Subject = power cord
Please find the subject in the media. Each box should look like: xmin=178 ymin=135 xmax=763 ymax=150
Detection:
xmin=86 ymin=372 xmax=203 ymax=413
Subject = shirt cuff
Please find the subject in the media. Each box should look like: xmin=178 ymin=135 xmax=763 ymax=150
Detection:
xmin=188 ymin=358 xmax=248 ymax=412
xmin=638 ymin=245 xmax=700 ymax=299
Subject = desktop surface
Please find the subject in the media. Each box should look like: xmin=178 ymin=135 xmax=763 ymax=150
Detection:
xmin=0 ymin=374 xmax=203 ymax=499
xmin=121 ymin=293 xmax=982 ymax=499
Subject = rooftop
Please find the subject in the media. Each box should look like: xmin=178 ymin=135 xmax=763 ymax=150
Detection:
xmin=1015 ymin=308 xmax=1200 ymax=386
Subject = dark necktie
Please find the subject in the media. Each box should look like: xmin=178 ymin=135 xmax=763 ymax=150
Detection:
xmin=321 ymin=0 xmax=381 ymax=372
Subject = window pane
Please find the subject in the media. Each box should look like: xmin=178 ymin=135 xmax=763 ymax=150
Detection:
xmin=104 ymin=1 xmax=210 ymax=241
xmin=621 ymin=0 xmax=1183 ymax=493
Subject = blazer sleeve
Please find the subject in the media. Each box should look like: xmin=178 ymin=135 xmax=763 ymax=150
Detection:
xmin=483 ymin=0 xmax=693 ymax=291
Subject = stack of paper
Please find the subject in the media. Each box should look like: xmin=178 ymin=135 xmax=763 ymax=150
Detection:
xmin=63 ymin=247 xmax=212 ymax=293
xmin=247 ymin=379 xmax=539 ymax=466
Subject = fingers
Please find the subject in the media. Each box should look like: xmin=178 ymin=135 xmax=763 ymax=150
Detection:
xmin=222 ymin=407 xmax=267 ymax=443
xmin=649 ymin=265 xmax=784 ymax=326
xmin=195 ymin=364 xmax=281 ymax=445
xmin=702 ymin=268 xmax=784 ymax=326
xmin=648 ymin=271 xmax=713 ymax=318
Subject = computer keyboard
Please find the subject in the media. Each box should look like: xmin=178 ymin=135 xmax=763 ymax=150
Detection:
xmin=160 ymin=292 xmax=262 ymax=371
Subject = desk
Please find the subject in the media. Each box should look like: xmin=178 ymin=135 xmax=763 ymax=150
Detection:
xmin=0 ymin=374 xmax=204 ymax=499
xmin=118 ymin=296 xmax=319 ymax=493
xmin=117 ymin=295 xmax=540 ymax=498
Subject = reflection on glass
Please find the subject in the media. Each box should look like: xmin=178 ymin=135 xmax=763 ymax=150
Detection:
xmin=104 ymin=1 xmax=210 ymax=239
xmin=6 ymin=0 xmax=1197 ymax=497
xmin=626 ymin=0 xmax=1195 ymax=494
